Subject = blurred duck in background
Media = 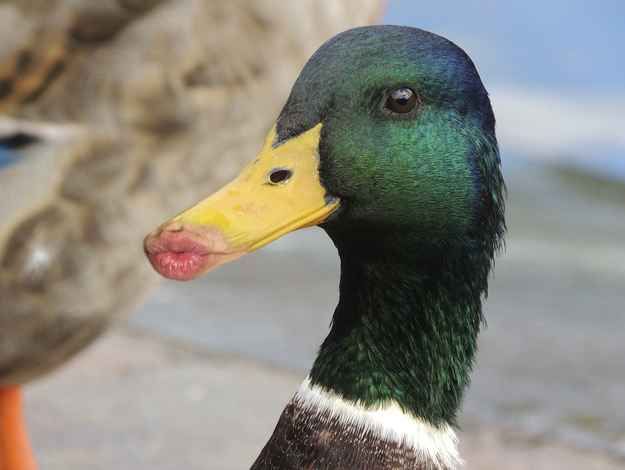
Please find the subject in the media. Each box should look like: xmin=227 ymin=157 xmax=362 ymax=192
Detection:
xmin=145 ymin=25 xmax=505 ymax=469
xmin=0 ymin=1 xmax=382 ymax=468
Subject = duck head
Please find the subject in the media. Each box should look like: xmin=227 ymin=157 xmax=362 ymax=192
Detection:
xmin=144 ymin=25 xmax=504 ymax=282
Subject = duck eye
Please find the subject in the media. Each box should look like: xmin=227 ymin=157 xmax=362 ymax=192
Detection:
xmin=268 ymin=168 xmax=293 ymax=184
xmin=384 ymin=87 xmax=418 ymax=114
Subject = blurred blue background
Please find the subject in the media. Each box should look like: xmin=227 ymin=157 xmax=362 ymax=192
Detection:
xmin=387 ymin=0 xmax=625 ymax=176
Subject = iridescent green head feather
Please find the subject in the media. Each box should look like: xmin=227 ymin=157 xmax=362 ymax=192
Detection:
xmin=277 ymin=26 xmax=504 ymax=266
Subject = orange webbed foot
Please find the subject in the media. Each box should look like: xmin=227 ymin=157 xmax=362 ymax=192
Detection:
xmin=0 ymin=386 xmax=37 ymax=470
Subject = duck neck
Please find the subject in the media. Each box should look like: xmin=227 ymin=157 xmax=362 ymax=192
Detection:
xmin=309 ymin=247 xmax=485 ymax=427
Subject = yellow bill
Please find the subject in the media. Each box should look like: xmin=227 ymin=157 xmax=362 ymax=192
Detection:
xmin=144 ymin=123 xmax=339 ymax=280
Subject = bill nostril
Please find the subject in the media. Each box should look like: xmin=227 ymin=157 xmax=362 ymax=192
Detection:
xmin=268 ymin=168 xmax=293 ymax=185
xmin=161 ymin=222 xmax=184 ymax=233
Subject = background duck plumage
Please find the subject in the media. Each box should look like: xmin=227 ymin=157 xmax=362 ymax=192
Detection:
xmin=0 ymin=0 xmax=383 ymax=385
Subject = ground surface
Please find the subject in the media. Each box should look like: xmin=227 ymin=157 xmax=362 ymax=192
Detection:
xmin=27 ymin=330 xmax=623 ymax=470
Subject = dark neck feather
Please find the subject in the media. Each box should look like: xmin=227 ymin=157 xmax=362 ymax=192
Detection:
xmin=308 ymin=244 xmax=486 ymax=426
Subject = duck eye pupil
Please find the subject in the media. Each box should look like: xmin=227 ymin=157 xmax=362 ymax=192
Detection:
xmin=386 ymin=87 xmax=417 ymax=114
xmin=269 ymin=168 xmax=292 ymax=184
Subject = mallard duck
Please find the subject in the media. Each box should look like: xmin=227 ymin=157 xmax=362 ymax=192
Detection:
xmin=147 ymin=24 xmax=505 ymax=469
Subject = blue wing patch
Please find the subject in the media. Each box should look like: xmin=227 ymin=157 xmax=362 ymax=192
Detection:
xmin=0 ymin=146 xmax=19 ymax=169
